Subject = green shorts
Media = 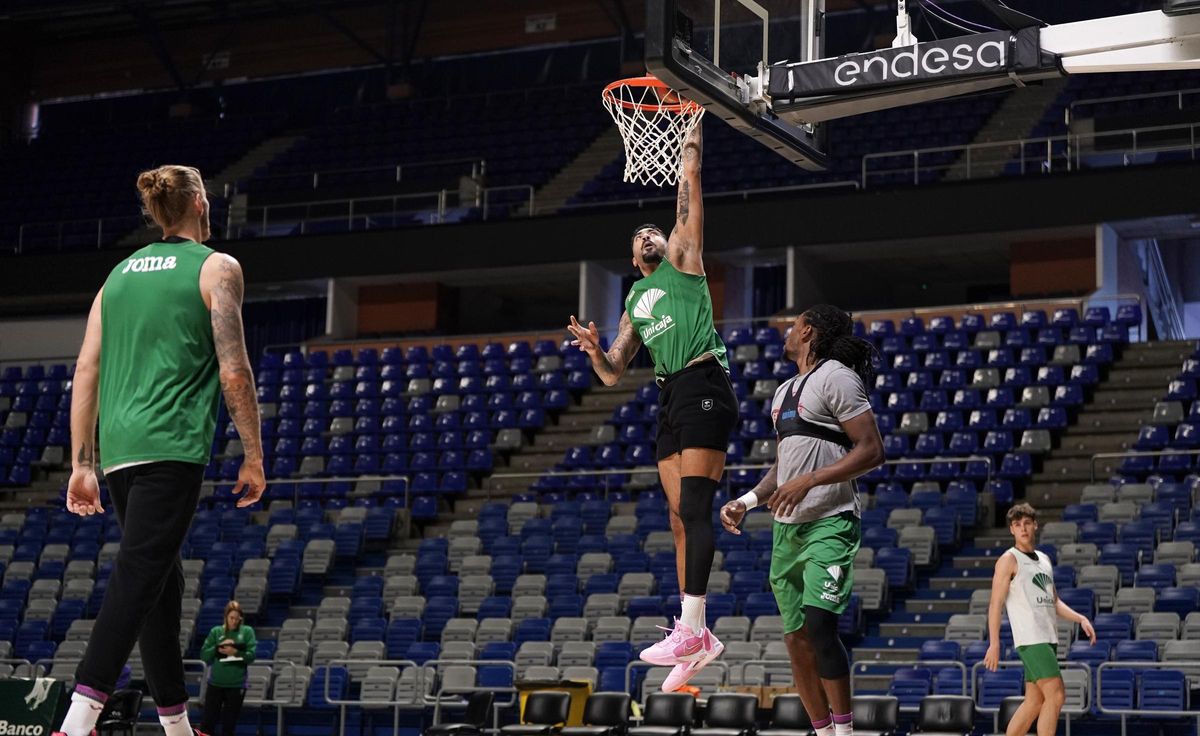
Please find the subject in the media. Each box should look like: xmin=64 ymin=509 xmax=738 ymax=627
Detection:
xmin=769 ymin=512 xmax=860 ymax=634
xmin=1016 ymin=643 xmax=1061 ymax=682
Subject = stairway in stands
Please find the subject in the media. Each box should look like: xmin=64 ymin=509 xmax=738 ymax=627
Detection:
xmin=1019 ymin=340 xmax=1195 ymax=517
xmin=441 ymin=368 xmax=653 ymax=532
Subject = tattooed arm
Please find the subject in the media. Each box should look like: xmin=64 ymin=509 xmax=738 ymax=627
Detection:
xmin=668 ymin=123 xmax=704 ymax=275
xmin=200 ymin=253 xmax=266 ymax=507
xmin=567 ymin=312 xmax=643 ymax=386
xmin=67 ymin=290 xmax=104 ymax=515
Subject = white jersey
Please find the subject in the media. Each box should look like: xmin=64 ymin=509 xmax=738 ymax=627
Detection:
xmin=1004 ymin=547 xmax=1058 ymax=647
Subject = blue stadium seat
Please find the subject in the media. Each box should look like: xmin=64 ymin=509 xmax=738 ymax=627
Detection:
xmin=889 ymin=668 xmax=932 ymax=708
xmin=1093 ymin=613 xmax=1133 ymax=642
xmin=1155 ymin=587 xmax=1199 ymax=616
xmin=1135 ymin=564 xmax=1176 ymax=592
xmin=1140 ymin=670 xmax=1187 ymax=712
xmin=1097 ymin=668 xmax=1136 ymax=712
xmin=1113 ymin=640 xmax=1157 ymax=662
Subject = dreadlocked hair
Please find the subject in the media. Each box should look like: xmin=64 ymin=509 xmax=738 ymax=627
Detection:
xmin=803 ymin=304 xmax=878 ymax=387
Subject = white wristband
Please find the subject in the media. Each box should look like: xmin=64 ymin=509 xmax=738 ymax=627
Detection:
xmin=736 ymin=491 xmax=760 ymax=510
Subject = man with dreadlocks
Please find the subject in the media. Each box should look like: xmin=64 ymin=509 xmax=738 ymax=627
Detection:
xmin=720 ymin=304 xmax=885 ymax=736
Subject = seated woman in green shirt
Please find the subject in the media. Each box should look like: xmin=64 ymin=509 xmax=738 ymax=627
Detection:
xmin=200 ymin=601 xmax=256 ymax=736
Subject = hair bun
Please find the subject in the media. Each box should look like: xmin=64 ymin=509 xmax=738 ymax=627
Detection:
xmin=135 ymin=164 xmax=205 ymax=231
xmin=136 ymin=170 xmax=172 ymax=198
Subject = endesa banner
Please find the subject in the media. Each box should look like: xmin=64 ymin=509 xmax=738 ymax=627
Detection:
xmin=769 ymin=29 xmax=1041 ymax=98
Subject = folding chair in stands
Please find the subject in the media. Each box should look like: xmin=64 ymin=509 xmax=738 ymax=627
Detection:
xmin=561 ymin=692 xmax=632 ymax=736
xmin=760 ymin=694 xmax=812 ymax=736
xmin=852 ymin=695 xmax=899 ymax=736
xmin=628 ymin=692 xmax=696 ymax=736
xmin=991 ymin=696 xmax=1035 ymax=736
xmin=427 ymin=690 xmax=496 ymax=736
xmin=916 ymin=695 xmax=976 ymax=736
xmin=97 ymin=688 xmax=144 ymax=736
xmin=501 ymin=690 xmax=572 ymax=735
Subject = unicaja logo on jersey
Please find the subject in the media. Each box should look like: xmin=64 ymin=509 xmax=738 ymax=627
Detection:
xmin=822 ymin=565 xmax=844 ymax=600
xmin=1031 ymin=571 xmax=1055 ymax=605
xmin=634 ymin=288 xmax=666 ymax=320
xmin=634 ymin=288 xmax=675 ymax=341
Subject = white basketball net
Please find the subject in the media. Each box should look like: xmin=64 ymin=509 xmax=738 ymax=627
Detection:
xmin=602 ymin=79 xmax=705 ymax=188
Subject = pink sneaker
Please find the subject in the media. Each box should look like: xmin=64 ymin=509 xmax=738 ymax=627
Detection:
xmin=639 ymin=618 xmax=693 ymax=666
xmin=661 ymin=627 xmax=724 ymax=692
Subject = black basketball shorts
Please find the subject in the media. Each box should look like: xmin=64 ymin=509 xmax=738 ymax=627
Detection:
xmin=655 ymin=359 xmax=739 ymax=462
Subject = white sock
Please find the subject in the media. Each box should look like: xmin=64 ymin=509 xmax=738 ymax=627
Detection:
xmin=833 ymin=711 xmax=854 ymax=736
xmin=60 ymin=692 xmax=105 ymax=736
xmin=813 ymin=715 xmax=835 ymax=736
xmin=158 ymin=706 xmax=193 ymax=736
xmin=680 ymin=594 xmax=705 ymax=632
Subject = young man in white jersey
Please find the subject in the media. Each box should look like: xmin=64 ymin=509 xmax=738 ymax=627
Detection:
xmin=985 ymin=504 xmax=1096 ymax=736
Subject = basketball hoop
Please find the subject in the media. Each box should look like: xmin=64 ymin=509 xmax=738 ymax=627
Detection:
xmin=602 ymin=75 xmax=705 ymax=188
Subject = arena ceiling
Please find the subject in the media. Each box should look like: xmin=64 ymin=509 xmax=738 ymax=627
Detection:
xmin=0 ymin=1 xmax=396 ymax=41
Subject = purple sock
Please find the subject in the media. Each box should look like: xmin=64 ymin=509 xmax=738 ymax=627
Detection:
xmin=833 ymin=712 xmax=854 ymax=724
xmin=812 ymin=715 xmax=834 ymax=729
xmin=74 ymin=685 xmax=108 ymax=705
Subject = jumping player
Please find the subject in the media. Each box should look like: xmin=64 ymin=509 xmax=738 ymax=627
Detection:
xmin=57 ymin=165 xmax=266 ymax=736
xmin=985 ymin=504 xmax=1096 ymax=736
xmin=719 ymin=306 xmax=884 ymax=736
xmin=567 ymin=124 xmax=737 ymax=690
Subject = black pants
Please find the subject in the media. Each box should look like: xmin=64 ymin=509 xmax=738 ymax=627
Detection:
xmin=75 ymin=461 xmax=203 ymax=710
xmin=201 ymin=684 xmax=246 ymax=736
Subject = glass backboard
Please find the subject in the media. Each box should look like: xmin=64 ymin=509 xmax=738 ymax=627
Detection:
xmin=646 ymin=0 xmax=829 ymax=170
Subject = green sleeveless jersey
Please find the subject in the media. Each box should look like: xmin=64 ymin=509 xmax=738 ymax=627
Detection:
xmin=624 ymin=259 xmax=729 ymax=380
xmin=99 ymin=239 xmax=221 ymax=470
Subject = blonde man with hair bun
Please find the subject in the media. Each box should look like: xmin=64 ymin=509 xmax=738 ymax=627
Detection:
xmin=56 ymin=165 xmax=266 ymax=736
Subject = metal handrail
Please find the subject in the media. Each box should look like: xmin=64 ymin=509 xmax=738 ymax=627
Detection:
xmin=487 ymin=456 xmax=993 ymax=499
xmin=1088 ymin=449 xmax=1200 ymax=482
xmin=428 ymin=684 xmax=518 ymax=735
xmin=242 ymin=659 xmax=305 ymax=707
xmin=317 ymin=657 xmax=427 ymax=736
xmin=329 ymin=79 xmax=607 ymax=118
xmin=1146 ymin=241 xmax=1188 ymax=340
xmin=861 ymin=120 xmax=1200 ymax=188
xmin=28 ymin=109 xmax=289 ymax=140
xmin=245 ymin=658 xmax=308 ymax=736
xmin=231 ymin=157 xmax=487 ymax=196
xmin=415 ymin=658 xmax=520 ymax=722
xmin=240 ymin=183 xmax=530 ymax=235
xmin=561 ymin=179 xmax=861 ymax=213
xmin=850 ymin=293 xmax=1146 ymax=329
xmin=1096 ymin=660 xmax=1200 ymax=718
xmin=483 ymin=185 xmax=536 ymax=219
xmin=1067 ymin=86 xmax=1200 ymax=127
xmin=292 ymin=294 xmax=1145 ymax=361
xmin=970 ymin=660 xmax=1092 ymax=716
xmin=198 ymin=474 xmax=410 ymax=535
xmin=15 ymin=214 xmax=147 ymax=254
xmin=849 ymin=659 xmax=969 ymax=706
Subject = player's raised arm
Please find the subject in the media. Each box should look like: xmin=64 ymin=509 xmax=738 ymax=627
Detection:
xmin=668 ymin=123 xmax=704 ymax=275
xmin=568 ymin=312 xmax=642 ymax=386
